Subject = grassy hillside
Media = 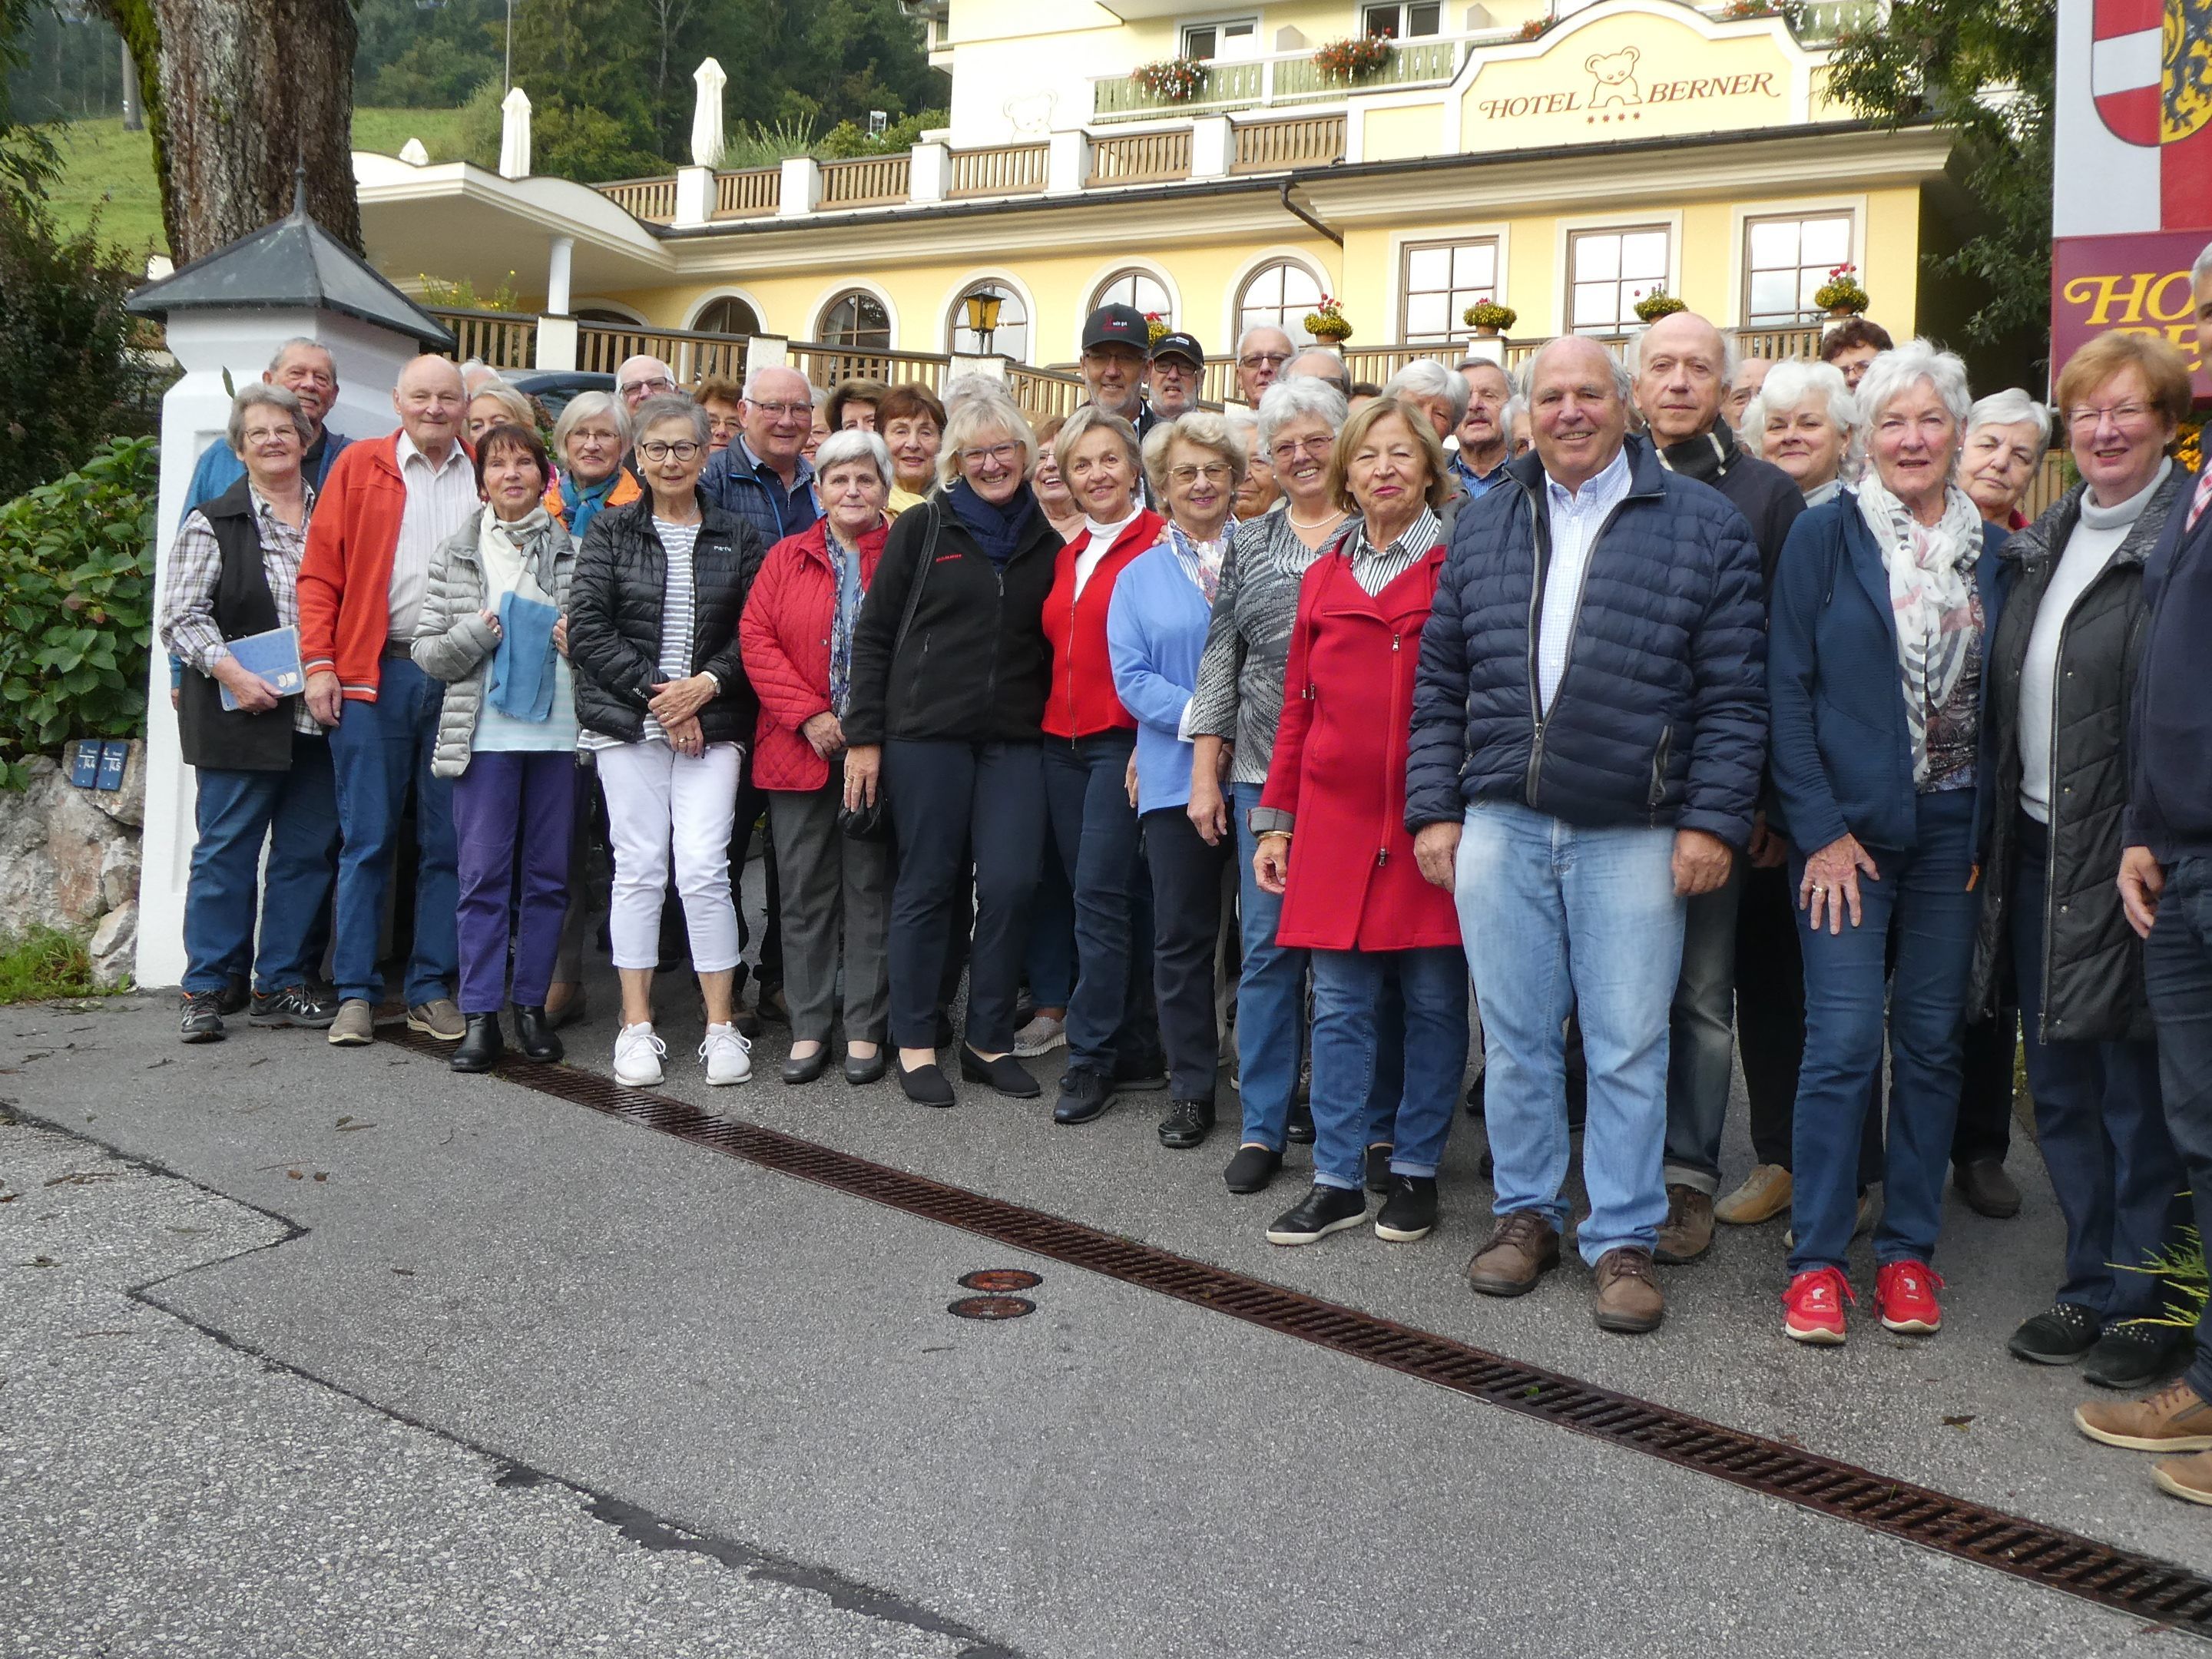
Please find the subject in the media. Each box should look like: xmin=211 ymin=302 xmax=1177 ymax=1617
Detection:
xmin=45 ymin=107 xmax=469 ymax=261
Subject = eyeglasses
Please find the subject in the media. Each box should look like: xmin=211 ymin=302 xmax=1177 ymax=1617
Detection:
xmin=1270 ymin=435 xmax=1332 ymax=462
xmin=619 ymin=376 xmax=676 ymax=397
xmin=1240 ymin=352 xmax=1292 ymax=371
xmin=1169 ymin=462 xmax=1233 ymax=485
xmin=2065 ymin=402 xmax=2154 ymax=432
xmin=962 ymin=442 xmax=1022 ymax=467
xmin=747 ymin=400 xmax=807 ymax=420
xmin=638 ymin=439 xmax=703 ymax=462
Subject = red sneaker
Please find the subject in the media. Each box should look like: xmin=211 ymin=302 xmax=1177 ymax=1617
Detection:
xmin=1783 ymin=1267 xmax=1854 ymax=1345
xmin=1875 ymin=1259 xmax=1945 ymax=1334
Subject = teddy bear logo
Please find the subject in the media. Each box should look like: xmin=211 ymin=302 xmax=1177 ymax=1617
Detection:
xmin=1585 ymin=46 xmax=1642 ymax=108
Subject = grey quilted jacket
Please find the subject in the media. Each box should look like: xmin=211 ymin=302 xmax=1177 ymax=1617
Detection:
xmin=412 ymin=508 xmax=575 ymax=778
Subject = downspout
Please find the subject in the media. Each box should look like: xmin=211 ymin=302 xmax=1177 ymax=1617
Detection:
xmin=1279 ymin=178 xmax=1343 ymax=247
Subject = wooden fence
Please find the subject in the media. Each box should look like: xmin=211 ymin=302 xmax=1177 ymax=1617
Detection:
xmin=716 ymin=166 xmax=781 ymax=218
xmin=1231 ymin=114 xmax=1346 ymax=173
xmin=427 ymin=308 xmax=538 ymax=371
xmin=1088 ymin=130 xmax=1191 ymax=187
xmin=575 ymin=322 xmax=748 ymax=385
xmin=950 ymin=142 xmax=1049 ymax=199
xmin=596 ymin=176 xmax=677 ymax=224
xmin=820 ymin=154 xmax=912 ymax=208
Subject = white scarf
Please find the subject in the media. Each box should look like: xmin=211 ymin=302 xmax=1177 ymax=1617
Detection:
xmin=1853 ymin=475 xmax=1984 ymax=784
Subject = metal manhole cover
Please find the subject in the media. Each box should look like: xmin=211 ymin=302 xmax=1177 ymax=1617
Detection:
xmin=948 ymin=1294 xmax=1035 ymax=1320
xmin=958 ymin=1269 xmax=1042 ymax=1293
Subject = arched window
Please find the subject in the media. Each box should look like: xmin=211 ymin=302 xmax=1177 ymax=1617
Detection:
xmin=1237 ymin=260 xmax=1325 ymax=343
xmin=1089 ymin=267 xmax=1171 ymax=327
xmin=947 ymin=281 xmax=1030 ymax=362
xmin=693 ymin=295 xmax=762 ymax=337
xmin=817 ymin=289 xmax=891 ymax=349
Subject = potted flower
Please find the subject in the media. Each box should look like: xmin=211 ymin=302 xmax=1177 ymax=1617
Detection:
xmin=1144 ymin=310 xmax=1168 ymax=345
xmin=1632 ymin=286 xmax=1687 ymax=323
xmin=1303 ymin=295 xmax=1353 ymax=343
xmin=1313 ymin=33 xmax=1394 ymax=81
xmin=1813 ymin=263 xmax=1869 ymax=320
xmin=1462 ymin=299 xmax=1518 ymax=337
xmin=1131 ymin=57 xmax=1207 ymax=103
xmin=1515 ymin=17 xmax=1551 ymax=40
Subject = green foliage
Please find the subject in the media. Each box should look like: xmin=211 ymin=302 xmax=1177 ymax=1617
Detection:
xmin=1826 ymin=0 xmax=2053 ymax=346
xmin=719 ymin=115 xmax=819 ymax=170
xmin=817 ymin=108 xmax=944 ymax=159
xmin=0 ymin=435 xmax=156 ymax=787
xmin=0 ymin=190 xmax=144 ymax=501
xmin=2124 ymin=1224 xmax=2207 ymax=1332
xmin=455 ymin=73 xmax=664 ymax=184
xmin=418 ymin=268 xmax=523 ymax=313
xmin=0 ymin=924 xmax=115 ymax=1001
xmin=354 ymin=0 xmax=504 ymax=108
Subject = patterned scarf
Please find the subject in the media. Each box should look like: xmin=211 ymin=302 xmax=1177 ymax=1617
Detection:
xmin=1854 ymin=474 xmax=1985 ymax=785
xmin=1163 ymin=520 xmax=1233 ymax=604
xmin=826 ymin=525 xmax=863 ymax=717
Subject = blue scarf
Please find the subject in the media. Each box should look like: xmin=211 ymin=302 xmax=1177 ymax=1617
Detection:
xmin=949 ymin=478 xmax=1038 ymax=567
xmin=560 ymin=469 xmax=623 ymax=540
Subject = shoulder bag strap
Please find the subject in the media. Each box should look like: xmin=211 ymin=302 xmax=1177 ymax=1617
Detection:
xmin=889 ymin=499 xmax=941 ymax=665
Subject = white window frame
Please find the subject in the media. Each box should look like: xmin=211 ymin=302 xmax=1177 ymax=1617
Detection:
xmin=1230 ymin=253 xmax=1333 ymax=346
xmin=1725 ymin=197 xmax=1866 ymax=330
xmin=1555 ymin=213 xmax=1682 ymax=337
xmin=1362 ymin=2 xmax=1443 ymax=38
xmin=1396 ymin=233 xmax=1505 ymax=344
xmin=1180 ymin=14 xmax=1258 ymax=60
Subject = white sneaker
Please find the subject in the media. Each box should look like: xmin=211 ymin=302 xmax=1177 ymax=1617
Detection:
xmin=1012 ymin=1013 xmax=1067 ymax=1058
xmin=613 ymin=1022 xmax=666 ymax=1087
xmin=700 ymin=1022 xmax=753 ymax=1085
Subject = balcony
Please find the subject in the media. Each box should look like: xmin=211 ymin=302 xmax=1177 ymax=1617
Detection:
xmin=1094 ymin=35 xmax=1471 ymax=122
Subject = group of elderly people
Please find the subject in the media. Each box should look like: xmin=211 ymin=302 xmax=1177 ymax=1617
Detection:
xmin=162 ymin=270 xmax=2212 ymax=1505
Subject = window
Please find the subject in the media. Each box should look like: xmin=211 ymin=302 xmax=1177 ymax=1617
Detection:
xmin=947 ymin=281 xmax=1030 ymax=362
xmin=1568 ymin=226 xmax=1671 ymax=333
xmin=1181 ymin=16 xmax=1257 ymax=58
xmin=817 ymin=289 xmax=890 ymax=349
xmin=1090 ymin=268 xmax=1171 ymax=327
xmin=1400 ymin=237 xmax=1499 ymax=343
xmin=692 ymin=296 xmax=761 ymax=338
xmin=1237 ymin=259 xmax=1326 ymax=343
xmin=1742 ymin=212 xmax=1854 ymax=326
xmin=1362 ymin=2 xmax=1442 ymax=37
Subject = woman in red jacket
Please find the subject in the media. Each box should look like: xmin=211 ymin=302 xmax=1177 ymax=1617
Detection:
xmin=1041 ymin=406 xmax=1168 ymax=1128
xmin=737 ymin=429 xmax=894 ymax=1087
xmin=1253 ymin=399 xmax=1469 ymax=1247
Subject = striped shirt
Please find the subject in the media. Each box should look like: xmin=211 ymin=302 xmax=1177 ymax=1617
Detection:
xmin=1187 ymin=509 xmax=1343 ymax=786
xmin=160 ymin=485 xmax=321 ymax=737
xmin=1538 ymin=445 xmax=1634 ymax=713
xmin=643 ymin=518 xmax=699 ymax=743
xmin=388 ymin=432 xmax=481 ymax=645
xmin=1344 ymin=507 xmax=1442 ymax=597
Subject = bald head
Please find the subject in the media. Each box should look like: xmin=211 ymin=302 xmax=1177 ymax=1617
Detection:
xmin=1633 ymin=310 xmax=1731 ymax=444
xmin=393 ymin=355 xmax=467 ymax=462
xmin=616 ymin=355 xmax=677 ymax=409
xmin=1528 ymin=336 xmax=1630 ymax=492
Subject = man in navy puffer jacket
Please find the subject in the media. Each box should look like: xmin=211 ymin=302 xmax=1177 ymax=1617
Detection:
xmin=1406 ymin=335 xmax=1767 ymax=1336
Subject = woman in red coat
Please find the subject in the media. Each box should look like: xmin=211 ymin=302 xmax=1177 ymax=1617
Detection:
xmin=1252 ymin=399 xmax=1469 ymax=1247
xmin=738 ymin=429 xmax=893 ymax=1087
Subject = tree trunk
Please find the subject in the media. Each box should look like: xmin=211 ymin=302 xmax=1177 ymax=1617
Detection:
xmin=92 ymin=0 xmax=360 ymax=263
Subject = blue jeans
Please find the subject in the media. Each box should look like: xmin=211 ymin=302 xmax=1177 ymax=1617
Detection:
xmin=182 ymin=734 xmax=340 ymax=993
xmin=1455 ymin=800 xmax=1684 ymax=1265
xmin=2137 ymin=856 xmax=2212 ymax=1399
xmin=2011 ymin=825 xmax=2179 ymax=1320
xmin=1788 ymin=790 xmax=1979 ymax=1276
xmin=1309 ymin=947 xmax=1468 ymax=1190
xmin=1043 ymin=732 xmax=1144 ymax=1074
xmin=326 ymin=657 xmax=459 ymax=1007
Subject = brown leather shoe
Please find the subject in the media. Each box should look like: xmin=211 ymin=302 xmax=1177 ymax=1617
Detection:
xmin=2076 ymin=1379 xmax=2212 ymax=1452
xmin=1466 ymin=1210 xmax=1561 ymax=1298
xmin=1653 ymin=1184 xmax=1716 ymax=1264
xmin=1593 ymin=1247 xmax=1665 ymax=1333
xmin=2155 ymin=1449 xmax=2212 ymax=1505
xmin=1714 ymin=1163 xmax=1791 ymax=1226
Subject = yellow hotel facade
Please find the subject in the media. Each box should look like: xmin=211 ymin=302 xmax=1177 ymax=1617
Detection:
xmin=353 ymin=0 xmax=1987 ymax=397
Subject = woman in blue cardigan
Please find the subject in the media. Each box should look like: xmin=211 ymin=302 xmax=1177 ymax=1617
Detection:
xmin=1107 ymin=412 xmax=1246 ymax=1151
xmin=1767 ymin=339 xmax=2010 ymax=1348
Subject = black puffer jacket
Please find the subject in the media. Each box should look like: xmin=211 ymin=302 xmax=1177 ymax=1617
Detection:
xmin=567 ymin=491 xmax=765 ymax=746
xmin=843 ymin=489 xmax=1064 ymax=746
xmin=1969 ymin=468 xmax=2185 ymax=1043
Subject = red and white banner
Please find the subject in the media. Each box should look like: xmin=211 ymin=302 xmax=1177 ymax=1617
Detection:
xmin=2058 ymin=0 xmax=2212 ymax=235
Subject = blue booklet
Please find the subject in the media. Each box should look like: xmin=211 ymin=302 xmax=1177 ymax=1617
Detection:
xmin=219 ymin=625 xmax=305 ymax=710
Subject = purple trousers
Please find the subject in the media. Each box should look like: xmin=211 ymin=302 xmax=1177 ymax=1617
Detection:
xmin=452 ymin=750 xmax=577 ymax=1014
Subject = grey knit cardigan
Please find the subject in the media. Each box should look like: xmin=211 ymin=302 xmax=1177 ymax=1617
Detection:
xmin=411 ymin=508 xmax=575 ymax=778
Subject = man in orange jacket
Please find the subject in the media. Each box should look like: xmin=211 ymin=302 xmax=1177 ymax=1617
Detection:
xmin=297 ymin=355 xmax=479 ymax=1047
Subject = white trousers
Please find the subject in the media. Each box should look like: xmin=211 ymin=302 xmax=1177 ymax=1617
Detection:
xmin=597 ymin=739 xmax=742 ymax=972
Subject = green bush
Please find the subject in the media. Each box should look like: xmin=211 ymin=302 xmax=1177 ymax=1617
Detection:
xmin=455 ymin=77 xmax=667 ymax=184
xmin=817 ymin=108 xmax=947 ymax=159
xmin=0 ymin=435 xmax=156 ymax=788
xmin=0 ymin=925 xmax=115 ymax=1002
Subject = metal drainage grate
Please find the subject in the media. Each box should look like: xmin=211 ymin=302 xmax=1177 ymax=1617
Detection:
xmin=389 ymin=1028 xmax=2212 ymax=1637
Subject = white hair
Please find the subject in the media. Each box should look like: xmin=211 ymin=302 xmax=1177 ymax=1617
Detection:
xmin=1381 ymin=358 xmax=1470 ymax=424
xmin=551 ymin=389 xmax=633 ymax=455
xmin=813 ymin=428 xmax=895 ymax=490
xmin=1254 ymin=376 xmax=1348 ymax=452
xmin=743 ymin=363 xmax=810 ymax=401
xmin=1237 ymin=323 xmax=1294 ymax=356
xmin=939 ymin=371 xmax=1000 ymax=415
xmin=939 ymin=388 xmax=1036 ymax=486
xmin=1742 ymin=359 xmax=1863 ymax=476
xmin=1284 ymin=347 xmax=1349 ymax=392
xmin=227 ymin=382 xmax=310 ymax=453
xmin=1855 ymin=337 xmax=1973 ymax=431
xmin=2194 ymin=238 xmax=2212 ymax=289
xmin=1966 ymin=387 xmax=2053 ymax=452
xmin=1526 ymin=336 xmax=1634 ymax=403
xmin=267 ymin=336 xmax=333 ymax=376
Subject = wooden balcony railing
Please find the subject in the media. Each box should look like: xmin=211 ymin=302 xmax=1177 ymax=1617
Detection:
xmin=1232 ymin=114 xmax=1346 ymax=174
xmin=788 ymin=341 xmax=954 ymax=391
xmin=1005 ymin=365 xmax=1089 ymax=421
xmin=427 ymin=307 xmax=538 ymax=371
xmin=598 ymin=175 xmax=677 ymax=224
xmin=820 ymin=154 xmax=912 ymax=208
xmin=716 ymin=166 xmax=781 ymax=218
xmin=950 ymin=142 xmax=1049 ymax=199
xmin=575 ymin=321 xmax=748 ymax=385
xmin=1088 ymin=129 xmax=1191 ymax=187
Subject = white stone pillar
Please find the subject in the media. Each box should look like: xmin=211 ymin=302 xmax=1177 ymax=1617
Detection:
xmin=947 ymin=351 xmax=1007 ymax=380
xmin=535 ymin=315 xmax=578 ymax=371
xmin=747 ymin=334 xmax=790 ymax=369
xmin=1046 ymin=129 xmax=1090 ymax=195
xmin=777 ymin=157 xmax=821 ymax=217
xmin=498 ymin=87 xmax=532 ymax=180
xmin=545 ymin=234 xmax=573 ymax=315
xmin=1191 ymin=115 xmax=1232 ymax=180
xmin=674 ymin=165 xmax=714 ymax=227
xmin=909 ymin=141 xmax=949 ymax=203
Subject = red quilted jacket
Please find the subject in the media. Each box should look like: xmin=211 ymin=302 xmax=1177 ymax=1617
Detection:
xmin=740 ymin=518 xmax=888 ymax=792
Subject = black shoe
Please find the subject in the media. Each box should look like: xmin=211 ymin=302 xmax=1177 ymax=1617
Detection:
xmin=215 ymin=974 xmax=250 ymax=1016
xmin=758 ymin=985 xmax=790 ymax=1025
xmin=1054 ymin=1066 xmax=1114 ymax=1124
xmin=1113 ymin=1047 xmax=1169 ymax=1091
xmin=2082 ymin=1322 xmax=2193 ymax=1391
xmin=736 ymin=1008 xmax=764 ymax=1039
xmin=1365 ymin=1143 xmax=1395 ymax=1194
xmin=2008 ymin=1301 xmax=2101 ymax=1366
xmin=178 ymin=989 xmax=226 ymax=1044
xmin=1224 ymin=1143 xmax=1283 ymax=1194
xmin=1465 ymin=1068 xmax=1485 ymax=1117
xmin=896 ymin=1056 xmax=955 ymax=1108
xmin=1565 ymin=1065 xmax=1587 ymax=1133
xmin=1158 ymin=1097 xmax=1216 ymax=1149
xmin=1954 ymin=1158 xmax=2022 ymax=1219
xmin=935 ymin=1011 xmax=955 ymax=1049
xmin=961 ymin=1045 xmax=1041 ymax=1098
xmin=844 ymin=1049 xmax=887 ymax=1086
xmin=1375 ymin=1174 xmax=1439 ymax=1242
xmin=248 ymin=984 xmax=337 ymax=1029
xmin=1286 ymin=1099 xmax=1316 ymax=1144
xmin=451 ymin=1013 xmax=503 ymax=1074
xmin=1264 ymin=1183 xmax=1367 ymax=1245
xmin=512 ymin=1005 xmax=563 ymax=1063
xmin=780 ymin=1045 xmax=831 ymax=1084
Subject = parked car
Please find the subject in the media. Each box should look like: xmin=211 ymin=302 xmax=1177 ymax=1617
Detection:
xmin=507 ymin=370 xmax=616 ymax=424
